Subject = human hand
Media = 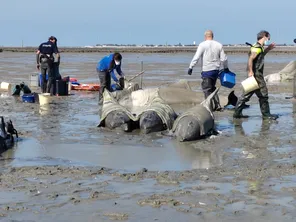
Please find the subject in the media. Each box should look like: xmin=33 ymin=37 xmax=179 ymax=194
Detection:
xmin=248 ymin=71 xmax=254 ymax=77
xmin=224 ymin=68 xmax=230 ymax=73
xmin=188 ymin=68 xmax=193 ymax=75
xmin=267 ymin=42 xmax=276 ymax=50
xmin=37 ymin=64 xmax=40 ymax=70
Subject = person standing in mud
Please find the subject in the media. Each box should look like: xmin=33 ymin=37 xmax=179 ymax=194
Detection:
xmin=36 ymin=36 xmax=59 ymax=94
xmin=188 ymin=30 xmax=229 ymax=111
xmin=233 ymin=30 xmax=279 ymax=120
xmin=52 ymin=37 xmax=62 ymax=95
xmin=96 ymin=53 xmax=125 ymax=104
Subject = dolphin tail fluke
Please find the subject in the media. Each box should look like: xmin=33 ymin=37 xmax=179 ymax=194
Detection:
xmin=201 ymin=87 xmax=220 ymax=112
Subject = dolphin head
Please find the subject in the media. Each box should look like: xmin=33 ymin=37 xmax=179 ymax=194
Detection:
xmin=174 ymin=116 xmax=201 ymax=142
xmin=105 ymin=111 xmax=133 ymax=132
xmin=140 ymin=111 xmax=165 ymax=134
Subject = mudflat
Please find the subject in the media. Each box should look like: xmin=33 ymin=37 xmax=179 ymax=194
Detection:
xmin=0 ymin=52 xmax=296 ymax=222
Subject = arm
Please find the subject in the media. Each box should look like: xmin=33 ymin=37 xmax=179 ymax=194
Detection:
xmin=189 ymin=45 xmax=203 ymax=69
xmin=111 ymin=70 xmax=119 ymax=82
xmin=220 ymin=47 xmax=228 ymax=70
xmin=115 ymin=65 xmax=123 ymax=76
xmin=248 ymin=52 xmax=258 ymax=77
xmin=264 ymin=42 xmax=275 ymax=55
xmin=53 ymin=44 xmax=60 ymax=61
xmin=36 ymin=50 xmax=40 ymax=64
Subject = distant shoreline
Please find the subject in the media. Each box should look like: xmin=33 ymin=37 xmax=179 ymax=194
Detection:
xmin=1 ymin=46 xmax=296 ymax=54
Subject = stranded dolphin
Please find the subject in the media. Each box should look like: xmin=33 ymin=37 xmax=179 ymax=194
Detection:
xmin=98 ymin=90 xmax=135 ymax=132
xmin=171 ymin=88 xmax=219 ymax=142
xmin=98 ymin=89 xmax=176 ymax=134
xmin=264 ymin=61 xmax=296 ymax=83
xmin=138 ymin=100 xmax=177 ymax=134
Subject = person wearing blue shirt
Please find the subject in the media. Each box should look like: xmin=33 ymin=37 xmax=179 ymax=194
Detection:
xmin=96 ymin=53 xmax=124 ymax=103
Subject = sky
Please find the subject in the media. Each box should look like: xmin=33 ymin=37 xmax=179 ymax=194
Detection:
xmin=1 ymin=0 xmax=296 ymax=47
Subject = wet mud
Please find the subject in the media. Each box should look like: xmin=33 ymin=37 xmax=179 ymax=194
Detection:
xmin=0 ymin=52 xmax=296 ymax=221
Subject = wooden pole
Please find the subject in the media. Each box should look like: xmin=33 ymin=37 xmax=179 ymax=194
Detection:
xmin=140 ymin=61 xmax=143 ymax=88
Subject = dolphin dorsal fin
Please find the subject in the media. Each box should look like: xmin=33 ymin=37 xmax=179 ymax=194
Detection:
xmin=200 ymin=87 xmax=220 ymax=112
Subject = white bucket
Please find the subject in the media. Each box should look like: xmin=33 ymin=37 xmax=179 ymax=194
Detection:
xmin=0 ymin=82 xmax=11 ymax=91
xmin=38 ymin=93 xmax=52 ymax=106
xmin=29 ymin=73 xmax=39 ymax=87
xmin=241 ymin=76 xmax=259 ymax=94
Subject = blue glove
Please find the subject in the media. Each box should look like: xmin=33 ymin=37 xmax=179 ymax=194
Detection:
xmin=188 ymin=68 xmax=193 ymax=75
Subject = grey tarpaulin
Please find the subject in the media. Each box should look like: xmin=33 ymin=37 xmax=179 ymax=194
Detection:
xmin=98 ymin=88 xmax=176 ymax=130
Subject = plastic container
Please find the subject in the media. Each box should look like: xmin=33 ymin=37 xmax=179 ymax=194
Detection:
xmin=0 ymin=82 xmax=11 ymax=91
xmin=56 ymin=79 xmax=69 ymax=96
xmin=219 ymin=71 xmax=236 ymax=88
xmin=29 ymin=74 xmax=39 ymax=87
xmin=22 ymin=94 xmax=35 ymax=103
xmin=241 ymin=76 xmax=259 ymax=94
xmin=70 ymin=78 xmax=78 ymax=83
xmin=38 ymin=93 xmax=51 ymax=106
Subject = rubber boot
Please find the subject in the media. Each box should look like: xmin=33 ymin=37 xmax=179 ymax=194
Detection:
xmin=233 ymin=100 xmax=249 ymax=118
xmin=260 ymin=100 xmax=279 ymax=120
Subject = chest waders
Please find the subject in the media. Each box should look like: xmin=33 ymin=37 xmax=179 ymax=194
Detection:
xmin=39 ymin=54 xmax=54 ymax=94
xmin=233 ymin=43 xmax=279 ymax=120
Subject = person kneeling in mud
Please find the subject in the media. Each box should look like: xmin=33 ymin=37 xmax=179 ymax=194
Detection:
xmin=96 ymin=53 xmax=125 ymax=104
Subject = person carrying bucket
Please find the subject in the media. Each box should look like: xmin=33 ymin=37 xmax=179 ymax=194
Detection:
xmin=36 ymin=36 xmax=59 ymax=94
xmin=96 ymin=53 xmax=125 ymax=104
xmin=233 ymin=30 xmax=279 ymax=120
xmin=187 ymin=30 xmax=229 ymax=111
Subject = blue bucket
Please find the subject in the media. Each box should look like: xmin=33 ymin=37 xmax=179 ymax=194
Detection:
xmin=219 ymin=71 xmax=236 ymax=88
xmin=22 ymin=94 xmax=35 ymax=103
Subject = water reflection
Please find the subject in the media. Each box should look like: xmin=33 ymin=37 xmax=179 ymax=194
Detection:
xmin=38 ymin=98 xmax=70 ymax=141
xmin=233 ymin=118 xmax=273 ymax=136
xmin=173 ymin=141 xmax=223 ymax=169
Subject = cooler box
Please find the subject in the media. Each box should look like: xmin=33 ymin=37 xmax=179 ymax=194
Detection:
xmin=219 ymin=71 xmax=236 ymax=88
xmin=56 ymin=79 xmax=69 ymax=96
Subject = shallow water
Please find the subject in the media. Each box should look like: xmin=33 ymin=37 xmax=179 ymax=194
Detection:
xmin=1 ymin=53 xmax=296 ymax=172
xmin=0 ymin=91 xmax=295 ymax=172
